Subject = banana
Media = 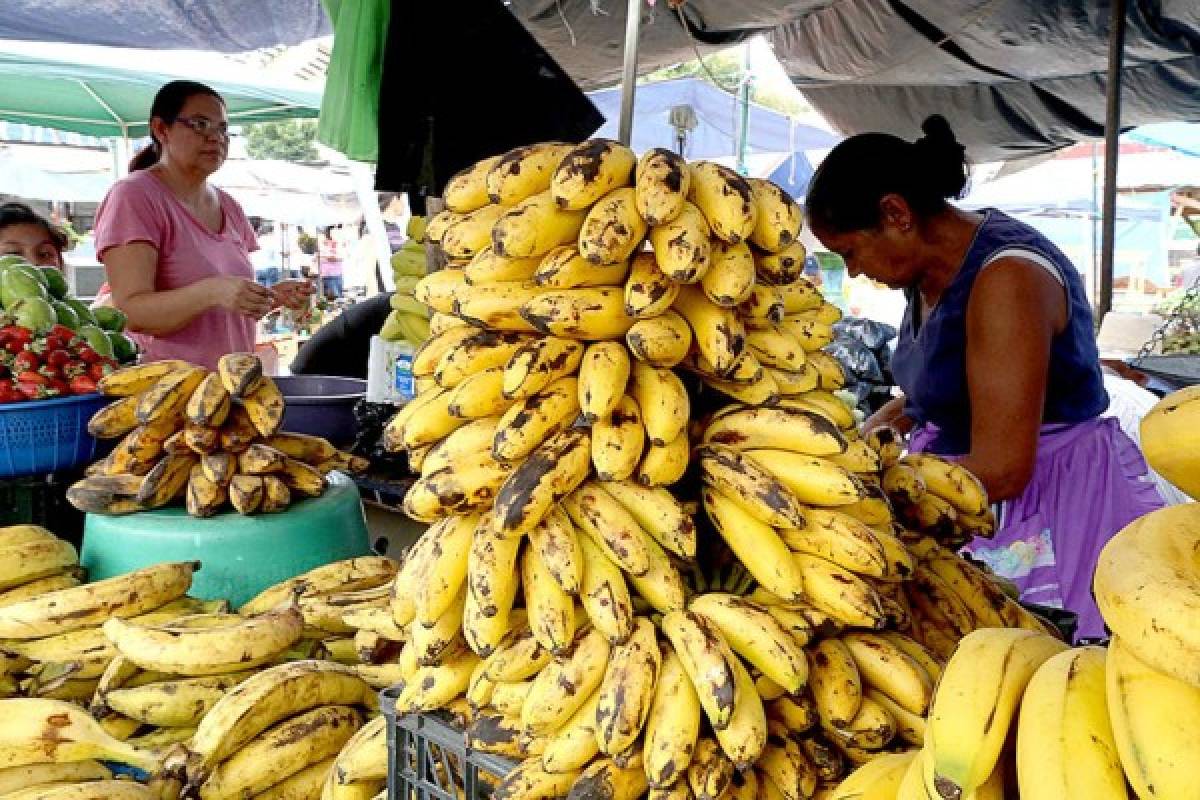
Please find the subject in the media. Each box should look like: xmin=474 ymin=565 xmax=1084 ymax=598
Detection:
xmin=776 ymin=394 xmax=856 ymax=435
xmin=494 ymin=191 xmax=589 ymax=258
xmin=712 ymin=652 xmax=768 ymax=769
xmin=5 ymin=781 xmax=160 ymax=799
xmin=528 ymin=506 xmax=584 ymax=595
xmin=493 ymin=427 xmax=591 ymax=538
xmin=522 ymin=626 xmax=611 ymax=734
xmin=0 ymin=572 xmax=81 ymax=608
xmin=216 ymin=352 xmax=264 ymax=398
xmin=644 ymin=644 xmax=702 ymax=788
xmin=778 ymin=507 xmax=887 ymax=577
xmin=792 ymin=302 xmax=843 ymax=326
xmin=795 ymin=554 xmax=886 ymax=629
xmin=392 ymin=650 xmax=480 ymax=712
xmin=755 ymin=242 xmax=807 ymax=286
xmin=908 ymin=563 xmax=975 ymax=637
xmin=900 ymin=455 xmax=988 ymax=516
xmin=687 ymin=738 xmax=733 ymax=800
xmin=227 ymin=474 xmax=264 ymax=514
xmin=747 ymin=179 xmax=802 ymax=253
xmin=491 ymin=680 xmax=534 ymax=716
xmin=442 ymin=203 xmax=509 ymax=260
xmin=778 ymin=317 xmax=834 ymax=353
xmin=504 ymin=337 xmax=585 ymax=400
xmin=278 ymin=457 xmax=324 ymax=498
xmin=563 ymin=482 xmax=655 ymax=575
xmin=702 ymin=486 xmax=805 ymax=602
xmin=702 ymin=371 xmax=781 ymax=407
xmin=466 ymin=709 xmax=524 ymax=757
xmin=0 ymin=538 xmax=77 ymax=591
xmin=493 ymin=376 xmax=580 ymax=462
xmin=422 ymin=416 xmax=502 ymax=476
xmin=0 ymin=560 xmax=196 ymax=639
xmin=181 ymin=422 xmax=218 ymax=455
xmin=413 ymin=325 xmax=477 ymax=380
xmin=864 ymin=687 xmax=925 ymax=747
xmin=806 ymin=350 xmax=846 ymax=390
xmin=599 ymin=479 xmax=697 ymax=560
xmin=1140 ymin=385 xmax=1200 ymax=500
xmin=576 ymin=533 xmax=635 ymax=644
xmin=447 ymin=367 xmax=515 ymax=419
xmin=136 ymin=365 xmax=206 ymax=427
xmin=496 ymin=757 xmax=582 ymax=800
xmin=636 ymin=148 xmax=691 ymax=226
xmin=521 ymin=287 xmax=635 ymax=340
xmin=452 ymin=281 xmax=543 ymax=332
xmin=0 ymin=761 xmax=112 ymax=795
xmin=567 ymin=756 xmax=648 ymax=800
xmin=636 ymin=431 xmax=689 ymax=486
xmin=438 ymin=331 xmax=537 ymax=388
xmin=424 ymin=209 xmax=464 ymax=244
xmin=830 ymin=751 xmax=917 ymax=800
xmin=578 ymin=187 xmax=647 ymax=265
xmin=413 ymin=513 xmax=477 ymax=626
xmin=626 ymin=313 xmax=692 ymax=368
xmin=882 ymin=462 xmax=926 ymax=506
xmin=660 ymin=610 xmax=738 ymax=731
xmin=624 ymin=251 xmax=679 ymax=320
xmin=399 ymin=388 xmax=467 ymax=451
xmin=484 ymin=623 xmax=552 ymax=683
xmin=742 ymin=450 xmax=864 ymax=507
xmin=702 ymin=406 xmax=845 ymax=455
xmin=196 ymin=705 xmax=362 ymax=799
xmin=591 ymin=395 xmax=645 ymax=481
xmin=765 ymin=694 xmax=818 ymax=736
xmin=807 ymin=638 xmax=863 ymax=729
xmin=697 ymin=444 xmax=806 ymax=529
xmin=522 ymin=545 xmax=576 ymax=654
xmin=87 ymin=394 xmax=140 ymax=439
xmin=689 ymin=593 xmax=807 ymax=694
xmin=534 ymin=246 xmax=630 ymax=289
xmin=745 ymin=327 xmax=806 ymax=371
xmin=104 ymin=671 xmax=254 ymax=726
xmin=256 ymin=757 xmax=341 ymax=800
xmin=541 ymin=687 xmax=603 ymax=773
xmin=97 ymin=359 xmax=191 ymax=397
xmin=649 ymin=202 xmax=712 ymax=283
xmin=756 ymin=733 xmax=818 ymax=800
xmin=672 ymin=284 xmax=744 ymax=375
xmin=576 ymin=340 xmax=632 ymax=423
xmin=688 ymin=162 xmax=756 ymax=244
xmin=444 ymin=154 xmax=501 ymax=213
xmin=629 ymin=361 xmax=688 ymax=446
xmin=0 ymin=697 xmax=158 ymax=771
xmin=701 ymin=241 xmax=756 ymax=307
xmin=465 ymin=245 xmax=542 ymax=285
xmin=1015 ymin=646 xmax=1125 ymax=800
xmin=468 ymin=521 xmax=522 ymax=618
xmin=488 ymin=143 xmax=574 ymax=206
xmin=739 ymin=285 xmax=786 ymax=326
xmin=550 ymin=139 xmax=637 ymax=209
xmin=413 ymin=268 xmax=469 ymax=314
xmin=841 ymin=632 xmax=933 ymax=715
xmin=927 ymin=628 xmax=1068 ymax=800
xmin=595 ymin=617 xmax=661 ymax=755
xmin=923 ymin=551 xmax=1010 ymax=629
xmin=1105 ymin=634 xmax=1200 ymax=800
xmin=243 ymin=556 xmax=397 ymax=616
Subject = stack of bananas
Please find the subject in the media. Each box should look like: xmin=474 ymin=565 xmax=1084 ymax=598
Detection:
xmin=383 ymin=235 xmax=432 ymax=346
xmin=69 ymin=354 xmax=366 ymax=517
xmin=877 ymin=446 xmax=997 ymax=548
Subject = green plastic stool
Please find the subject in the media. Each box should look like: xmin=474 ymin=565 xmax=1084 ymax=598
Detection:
xmin=80 ymin=472 xmax=370 ymax=608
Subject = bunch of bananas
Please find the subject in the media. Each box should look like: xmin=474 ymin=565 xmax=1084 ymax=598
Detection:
xmin=876 ymin=447 xmax=995 ymax=547
xmin=69 ymin=354 xmax=366 ymax=518
xmin=1140 ymin=384 xmax=1200 ymax=502
xmin=383 ymin=235 xmax=432 ymax=346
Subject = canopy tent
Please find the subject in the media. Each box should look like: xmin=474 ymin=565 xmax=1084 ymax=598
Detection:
xmin=0 ymin=149 xmax=111 ymax=202
xmin=0 ymin=40 xmax=322 ymax=138
xmin=586 ymin=77 xmax=839 ymax=197
xmin=1127 ymin=123 xmax=1200 ymax=159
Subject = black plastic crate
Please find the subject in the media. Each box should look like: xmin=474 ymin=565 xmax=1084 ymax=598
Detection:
xmin=382 ymin=687 xmax=516 ymax=800
xmin=0 ymin=473 xmax=86 ymax=547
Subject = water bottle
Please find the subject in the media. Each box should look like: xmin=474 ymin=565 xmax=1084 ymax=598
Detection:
xmin=392 ymin=341 xmax=416 ymax=402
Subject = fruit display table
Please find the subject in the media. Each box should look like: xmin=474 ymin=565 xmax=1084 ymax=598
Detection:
xmin=79 ymin=471 xmax=370 ymax=607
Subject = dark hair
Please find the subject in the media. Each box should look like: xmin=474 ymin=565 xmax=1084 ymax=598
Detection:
xmin=128 ymin=80 xmax=225 ymax=172
xmin=805 ymin=114 xmax=969 ymax=233
xmin=0 ymin=202 xmax=68 ymax=256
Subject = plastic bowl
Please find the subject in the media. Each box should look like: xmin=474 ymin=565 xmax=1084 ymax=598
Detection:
xmin=273 ymin=375 xmax=366 ymax=446
xmin=0 ymin=392 xmax=112 ymax=478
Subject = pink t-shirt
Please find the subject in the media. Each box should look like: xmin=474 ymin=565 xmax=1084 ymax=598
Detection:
xmin=94 ymin=170 xmax=258 ymax=370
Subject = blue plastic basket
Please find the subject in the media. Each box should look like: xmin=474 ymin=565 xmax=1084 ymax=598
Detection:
xmin=0 ymin=393 xmax=112 ymax=478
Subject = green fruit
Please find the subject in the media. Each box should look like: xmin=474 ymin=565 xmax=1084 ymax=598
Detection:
xmin=0 ymin=269 xmax=49 ymax=310
xmin=106 ymin=331 xmax=138 ymax=363
xmin=64 ymin=297 xmax=96 ymax=327
xmin=77 ymin=324 xmax=114 ymax=358
xmin=92 ymin=305 xmax=127 ymax=332
xmin=39 ymin=267 xmax=68 ymax=300
xmin=52 ymin=301 xmax=80 ymax=330
xmin=11 ymin=297 xmax=57 ymax=335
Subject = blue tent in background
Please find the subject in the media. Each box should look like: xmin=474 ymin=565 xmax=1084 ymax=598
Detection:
xmin=1127 ymin=123 xmax=1200 ymax=159
xmin=586 ymin=78 xmax=839 ymax=198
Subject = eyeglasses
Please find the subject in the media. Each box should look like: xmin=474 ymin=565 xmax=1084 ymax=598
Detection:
xmin=174 ymin=115 xmax=231 ymax=140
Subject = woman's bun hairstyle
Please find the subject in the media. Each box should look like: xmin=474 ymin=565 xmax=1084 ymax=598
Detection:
xmin=913 ymin=115 xmax=969 ymax=200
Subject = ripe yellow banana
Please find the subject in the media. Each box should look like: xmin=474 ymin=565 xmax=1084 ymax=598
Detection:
xmin=626 ymin=312 xmax=692 ymax=368
xmin=468 ymin=522 xmax=523 ymax=619
xmin=413 ymin=268 xmax=469 ymax=314
xmin=591 ymin=395 xmax=645 ymax=481
xmin=493 ymin=190 xmax=589 ymax=258
xmin=452 ymin=281 xmax=542 ymax=333
xmin=628 ymin=361 xmax=688 ymax=446
xmin=743 ymin=449 xmax=864 ymax=507
xmin=412 ymin=325 xmax=477 ymax=380
xmin=0 ymin=698 xmax=158 ymax=771
xmin=830 ymin=751 xmax=918 ymax=800
xmin=578 ymin=340 xmax=631 ymax=423
xmin=596 ymin=617 xmax=662 ymax=755
xmin=0 ymin=538 xmax=78 ymax=592
xmin=413 ymin=512 xmax=477 ymax=626
xmin=807 ymin=638 xmax=863 ymax=730
xmin=697 ymin=444 xmax=806 ymax=529
xmin=243 ymin=556 xmax=397 ymax=616
xmin=625 ymin=525 xmax=687 ymax=615
xmin=660 ymin=610 xmax=738 ymax=731
xmin=689 ymin=593 xmax=808 ymax=694
xmin=702 ymin=486 xmax=805 ymax=602
xmin=637 ymin=431 xmax=689 ymax=487
xmin=496 ymin=756 xmax=582 ymax=800
xmin=398 ymin=387 xmax=466 ymax=451
xmin=541 ymin=686 xmax=603 ymax=773
xmin=747 ymin=178 xmax=802 ymax=253
xmin=493 ymin=376 xmax=580 ymax=462
xmin=552 ymin=138 xmax=636 ymax=210
xmin=636 ymin=148 xmax=690 ymax=226
xmin=900 ymin=454 xmax=988 ymax=516
xmin=806 ymin=350 xmax=847 ymax=391
xmin=445 ymin=367 xmax=515 ymax=420
xmin=756 ymin=732 xmax=818 ymax=800
xmin=563 ymin=482 xmax=654 ymax=576
xmin=103 ymin=671 xmax=253 ymax=727
xmin=0 ymin=761 xmax=112 ymax=795
xmin=796 ymin=553 xmax=886 ymax=629
xmin=701 ymin=241 xmax=755 ymax=307
xmin=424 ymin=208 xmax=464 ymax=244
xmin=687 ymin=738 xmax=733 ymax=800
xmin=755 ymin=241 xmax=807 ymax=286
xmin=649 ymin=202 xmax=711 ymax=283
xmin=778 ymin=507 xmax=887 ymax=578
xmin=483 ymin=622 xmax=553 ymax=683
xmin=624 ymin=251 xmax=680 ymax=320
xmin=598 ymin=479 xmax=697 ymax=561
xmin=441 ymin=203 xmax=508 ymax=260
xmin=702 ymin=406 xmax=845 ymax=456
xmin=578 ymin=187 xmax=647 ymax=265
xmin=392 ymin=651 xmax=480 ymax=713
xmin=422 ymin=416 xmax=501 ymax=476
xmin=927 ymin=629 xmax=1068 ymax=800
xmin=528 ymin=506 xmax=584 ymax=596
xmin=739 ymin=284 xmax=786 ymax=325
xmin=746 ymin=327 xmax=806 ymax=371
xmin=444 ymin=154 xmax=501 ymax=213
xmin=765 ymin=694 xmax=819 ymax=736
xmin=672 ymin=284 xmax=744 ymax=375
xmin=567 ymin=756 xmax=648 ymax=800
xmin=521 ymin=287 xmax=635 ymax=340
xmin=436 ymin=331 xmax=533 ymax=390
xmin=522 ymin=626 xmax=611 ymax=734
xmin=688 ymin=162 xmax=756 ymax=244
xmin=503 ymin=336 xmax=584 ymax=400
xmin=576 ymin=533 xmax=635 ymax=644
xmin=522 ymin=544 xmax=576 ymax=655
xmin=488 ymin=143 xmax=574 ymax=206
xmin=493 ymin=427 xmax=591 ymax=538
xmin=842 ymin=632 xmax=933 ymax=716
xmin=712 ymin=653 xmax=768 ymax=770
xmin=644 ymin=644 xmax=702 ymax=788
xmin=1139 ymin=384 xmax=1200 ymax=500
xmin=534 ymin=246 xmax=629 ymax=289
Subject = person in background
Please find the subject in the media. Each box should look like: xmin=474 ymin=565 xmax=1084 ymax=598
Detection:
xmin=250 ymin=220 xmax=281 ymax=287
xmin=0 ymin=202 xmax=67 ymax=268
xmin=803 ymin=115 xmax=1162 ymax=639
xmin=94 ymin=80 xmax=313 ymax=369
xmin=318 ymin=226 xmax=344 ymax=299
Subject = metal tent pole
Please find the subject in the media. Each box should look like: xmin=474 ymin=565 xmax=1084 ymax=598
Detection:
xmin=617 ymin=0 xmax=643 ymax=145
xmin=1098 ymin=0 xmax=1128 ymax=321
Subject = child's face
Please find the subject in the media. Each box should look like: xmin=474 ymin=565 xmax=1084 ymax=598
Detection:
xmin=0 ymin=223 xmax=62 ymax=268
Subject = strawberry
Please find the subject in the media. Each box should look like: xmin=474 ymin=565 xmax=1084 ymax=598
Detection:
xmin=16 ymin=380 xmax=49 ymax=400
xmin=87 ymin=362 xmax=114 ymax=381
xmin=16 ymin=371 xmax=46 ymax=386
xmin=0 ymin=383 xmax=24 ymax=403
xmin=44 ymin=349 xmax=71 ymax=369
xmin=76 ymin=345 xmax=102 ymax=365
xmin=68 ymin=375 xmax=98 ymax=395
xmin=49 ymin=324 xmax=76 ymax=342
xmin=12 ymin=351 xmax=40 ymax=373
xmin=44 ymin=377 xmax=68 ymax=396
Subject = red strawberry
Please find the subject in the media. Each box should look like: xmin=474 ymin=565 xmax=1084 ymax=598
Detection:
xmin=44 ymin=349 xmax=71 ymax=369
xmin=12 ymin=351 xmax=40 ymax=373
xmin=87 ymin=362 xmax=114 ymax=381
xmin=44 ymin=377 xmax=68 ymax=396
xmin=49 ymin=324 xmax=76 ymax=341
xmin=77 ymin=345 xmax=102 ymax=365
xmin=0 ymin=383 xmax=24 ymax=403
xmin=68 ymin=375 xmax=98 ymax=395
xmin=16 ymin=371 xmax=46 ymax=386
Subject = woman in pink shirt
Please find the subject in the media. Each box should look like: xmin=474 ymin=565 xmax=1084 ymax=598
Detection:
xmin=94 ymin=81 xmax=313 ymax=369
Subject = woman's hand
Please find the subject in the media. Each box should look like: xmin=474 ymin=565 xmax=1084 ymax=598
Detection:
xmin=863 ymin=395 xmax=912 ymax=437
xmin=207 ymin=275 xmax=273 ymax=319
xmin=270 ymin=279 xmax=316 ymax=311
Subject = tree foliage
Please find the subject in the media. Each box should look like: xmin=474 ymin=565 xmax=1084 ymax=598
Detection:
xmin=244 ymin=119 xmax=319 ymax=162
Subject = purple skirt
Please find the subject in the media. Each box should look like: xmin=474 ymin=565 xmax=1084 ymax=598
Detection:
xmin=911 ymin=417 xmax=1163 ymax=640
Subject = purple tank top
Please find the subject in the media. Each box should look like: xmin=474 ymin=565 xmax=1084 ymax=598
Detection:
xmin=891 ymin=210 xmax=1108 ymax=455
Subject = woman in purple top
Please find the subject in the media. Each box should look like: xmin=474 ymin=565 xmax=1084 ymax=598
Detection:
xmin=803 ymin=116 xmax=1162 ymax=639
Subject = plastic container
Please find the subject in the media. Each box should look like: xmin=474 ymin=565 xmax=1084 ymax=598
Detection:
xmin=80 ymin=472 xmax=370 ymax=607
xmin=367 ymin=336 xmax=416 ymax=405
xmin=383 ymin=694 xmax=515 ymax=800
xmin=273 ymin=375 xmax=367 ymax=446
xmin=0 ymin=393 xmax=112 ymax=478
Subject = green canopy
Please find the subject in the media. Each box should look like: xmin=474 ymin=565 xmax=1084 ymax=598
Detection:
xmin=0 ymin=42 xmax=323 ymax=138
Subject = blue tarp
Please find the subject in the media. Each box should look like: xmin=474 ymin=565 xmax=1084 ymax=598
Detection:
xmin=1127 ymin=123 xmax=1200 ymax=159
xmin=587 ymin=78 xmax=839 ymax=198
